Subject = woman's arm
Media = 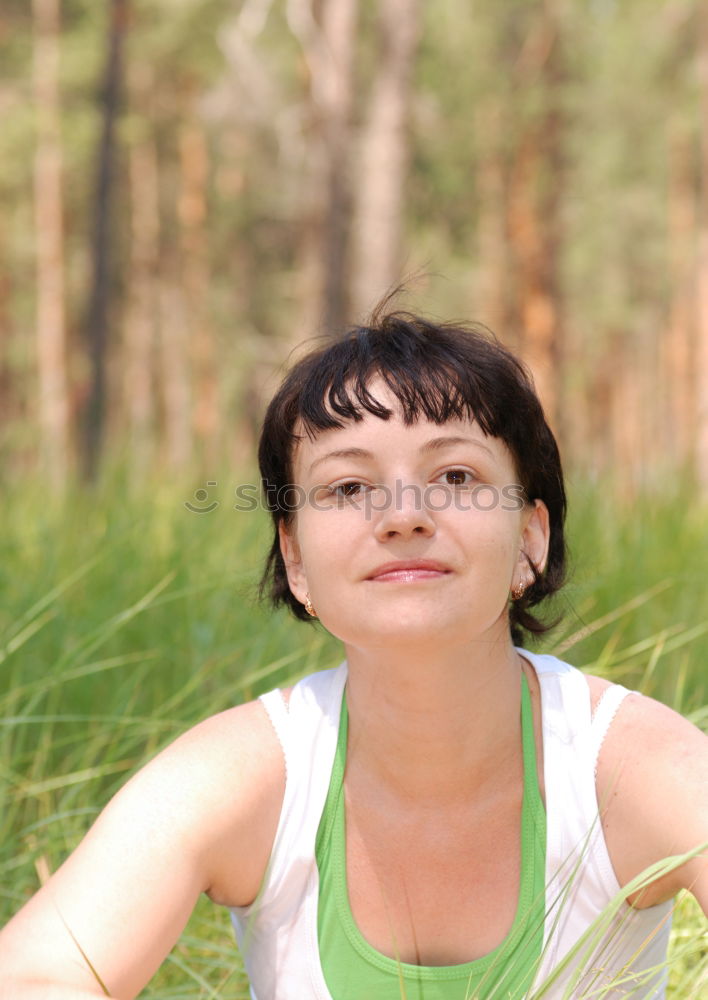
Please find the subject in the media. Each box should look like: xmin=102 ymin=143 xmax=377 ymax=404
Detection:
xmin=0 ymin=700 xmax=284 ymax=999
xmin=596 ymin=689 xmax=708 ymax=912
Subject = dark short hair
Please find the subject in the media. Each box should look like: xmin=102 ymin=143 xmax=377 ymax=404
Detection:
xmin=258 ymin=310 xmax=567 ymax=644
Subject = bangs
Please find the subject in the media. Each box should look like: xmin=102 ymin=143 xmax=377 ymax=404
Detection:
xmin=295 ymin=318 xmax=515 ymax=440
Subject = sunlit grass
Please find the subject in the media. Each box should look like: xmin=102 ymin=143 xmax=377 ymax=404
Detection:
xmin=1 ymin=477 xmax=705 ymax=997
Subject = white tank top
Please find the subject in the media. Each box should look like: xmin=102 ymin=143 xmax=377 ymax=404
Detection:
xmin=230 ymin=650 xmax=673 ymax=999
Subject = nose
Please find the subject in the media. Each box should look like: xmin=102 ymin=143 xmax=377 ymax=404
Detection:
xmin=372 ymin=481 xmax=436 ymax=541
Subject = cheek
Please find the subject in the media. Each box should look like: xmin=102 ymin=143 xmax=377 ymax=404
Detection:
xmin=296 ymin=510 xmax=355 ymax=582
xmin=456 ymin=504 xmax=522 ymax=555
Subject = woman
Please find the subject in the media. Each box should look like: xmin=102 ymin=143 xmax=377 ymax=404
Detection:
xmin=1 ymin=311 xmax=706 ymax=1000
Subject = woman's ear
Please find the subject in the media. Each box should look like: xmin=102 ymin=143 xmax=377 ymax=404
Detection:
xmin=278 ymin=520 xmax=308 ymax=605
xmin=519 ymin=499 xmax=550 ymax=578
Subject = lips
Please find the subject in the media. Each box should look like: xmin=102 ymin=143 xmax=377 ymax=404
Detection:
xmin=366 ymin=559 xmax=452 ymax=582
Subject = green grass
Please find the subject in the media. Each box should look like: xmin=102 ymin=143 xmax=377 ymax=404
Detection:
xmin=0 ymin=475 xmax=706 ymax=998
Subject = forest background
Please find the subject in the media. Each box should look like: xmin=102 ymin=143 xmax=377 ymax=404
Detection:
xmin=1 ymin=0 xmax=708 ymax=997
xmin=3 ymin=0 xmax=708 ymax=488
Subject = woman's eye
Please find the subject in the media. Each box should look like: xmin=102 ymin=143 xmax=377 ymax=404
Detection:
xmin=439 ymin=469 xmax=476 ymax=487
xmin=330 ymin=481 xmax=369 ymax=499
xmin=338 ymin=481 xmax=363 ymax=497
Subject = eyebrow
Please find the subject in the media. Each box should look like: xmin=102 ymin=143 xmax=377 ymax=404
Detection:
xmin=308 ymin=448 xmax=373 ymax=475
xmin=421 ymin=435 xmax=494 ymax=457
xmin=307 ymin=436 xmax=494 ymax=475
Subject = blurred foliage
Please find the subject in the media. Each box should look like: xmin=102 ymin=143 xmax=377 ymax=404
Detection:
xmin=0 ymin=0 xmax=705 ymax=487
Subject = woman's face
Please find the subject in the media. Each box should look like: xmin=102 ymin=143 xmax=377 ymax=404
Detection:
xmin=279 ymin=381 xmax=550 ymax=652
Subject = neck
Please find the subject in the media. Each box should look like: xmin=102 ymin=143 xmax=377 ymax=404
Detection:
xmin=343 ymin=637 xmax=527 ymax=805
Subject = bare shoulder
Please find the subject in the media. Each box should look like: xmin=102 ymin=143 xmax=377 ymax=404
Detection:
xmin=136 ymin=696 xmax=286 ymax=904
xmin=587 ymin=673 xmax=708 ymax=912
xmin=0 ymin=697 xmax=285 ymax=998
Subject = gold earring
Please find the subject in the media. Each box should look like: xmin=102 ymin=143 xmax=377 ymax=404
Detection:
xmin=305 ymin=594 xmax=317 ymax=617
xmin=511 ymin=582 xmax=525 ymax=601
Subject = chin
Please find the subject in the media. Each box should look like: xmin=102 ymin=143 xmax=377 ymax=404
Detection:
xmin=334 ymin=605 xmax=495 ymax=648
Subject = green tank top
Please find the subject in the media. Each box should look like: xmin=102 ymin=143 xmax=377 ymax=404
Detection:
xmin=315 ymin=674 xmax=546 ymax=1000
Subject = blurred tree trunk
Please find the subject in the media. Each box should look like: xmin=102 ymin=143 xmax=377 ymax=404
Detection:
xmin=124 ymin=66 xmax=159 ymax=482
xmin=32 ymin=0 xmax=70 ymax=489
xmin=610 ymin=331 xmax=643 ymax=502
xmin=319 ymin=0 xmax=358 ymax=332
xmin=159 ymin=254 xmax=192 ymax=471
xmin=82 ymin=0 xmax=128 ymax=482
xmin=0 ymin=224 xmax=14 ymax=463
xmin=664 ymin=119 xmax=696 ymax=469
xmin=475 ymin=101 xmax=508 ymax=336
xmin=585 ymin=348 xmax=614 ymax=478
xmin=696 ymin=0 xmax=708 ymax=491
xmin=179 ymin=109 xmax=218 ymax=469
xmin=506 ymin=1 xmax=565 ymax=435
xmin=348 ymin=0 xmax=420 ymax=318
xmin=288 ymin=0 xmax=358 ymax=336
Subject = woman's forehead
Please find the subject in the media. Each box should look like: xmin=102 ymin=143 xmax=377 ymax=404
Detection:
xmin=291 ymin=409 xmax=514 ymax=476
